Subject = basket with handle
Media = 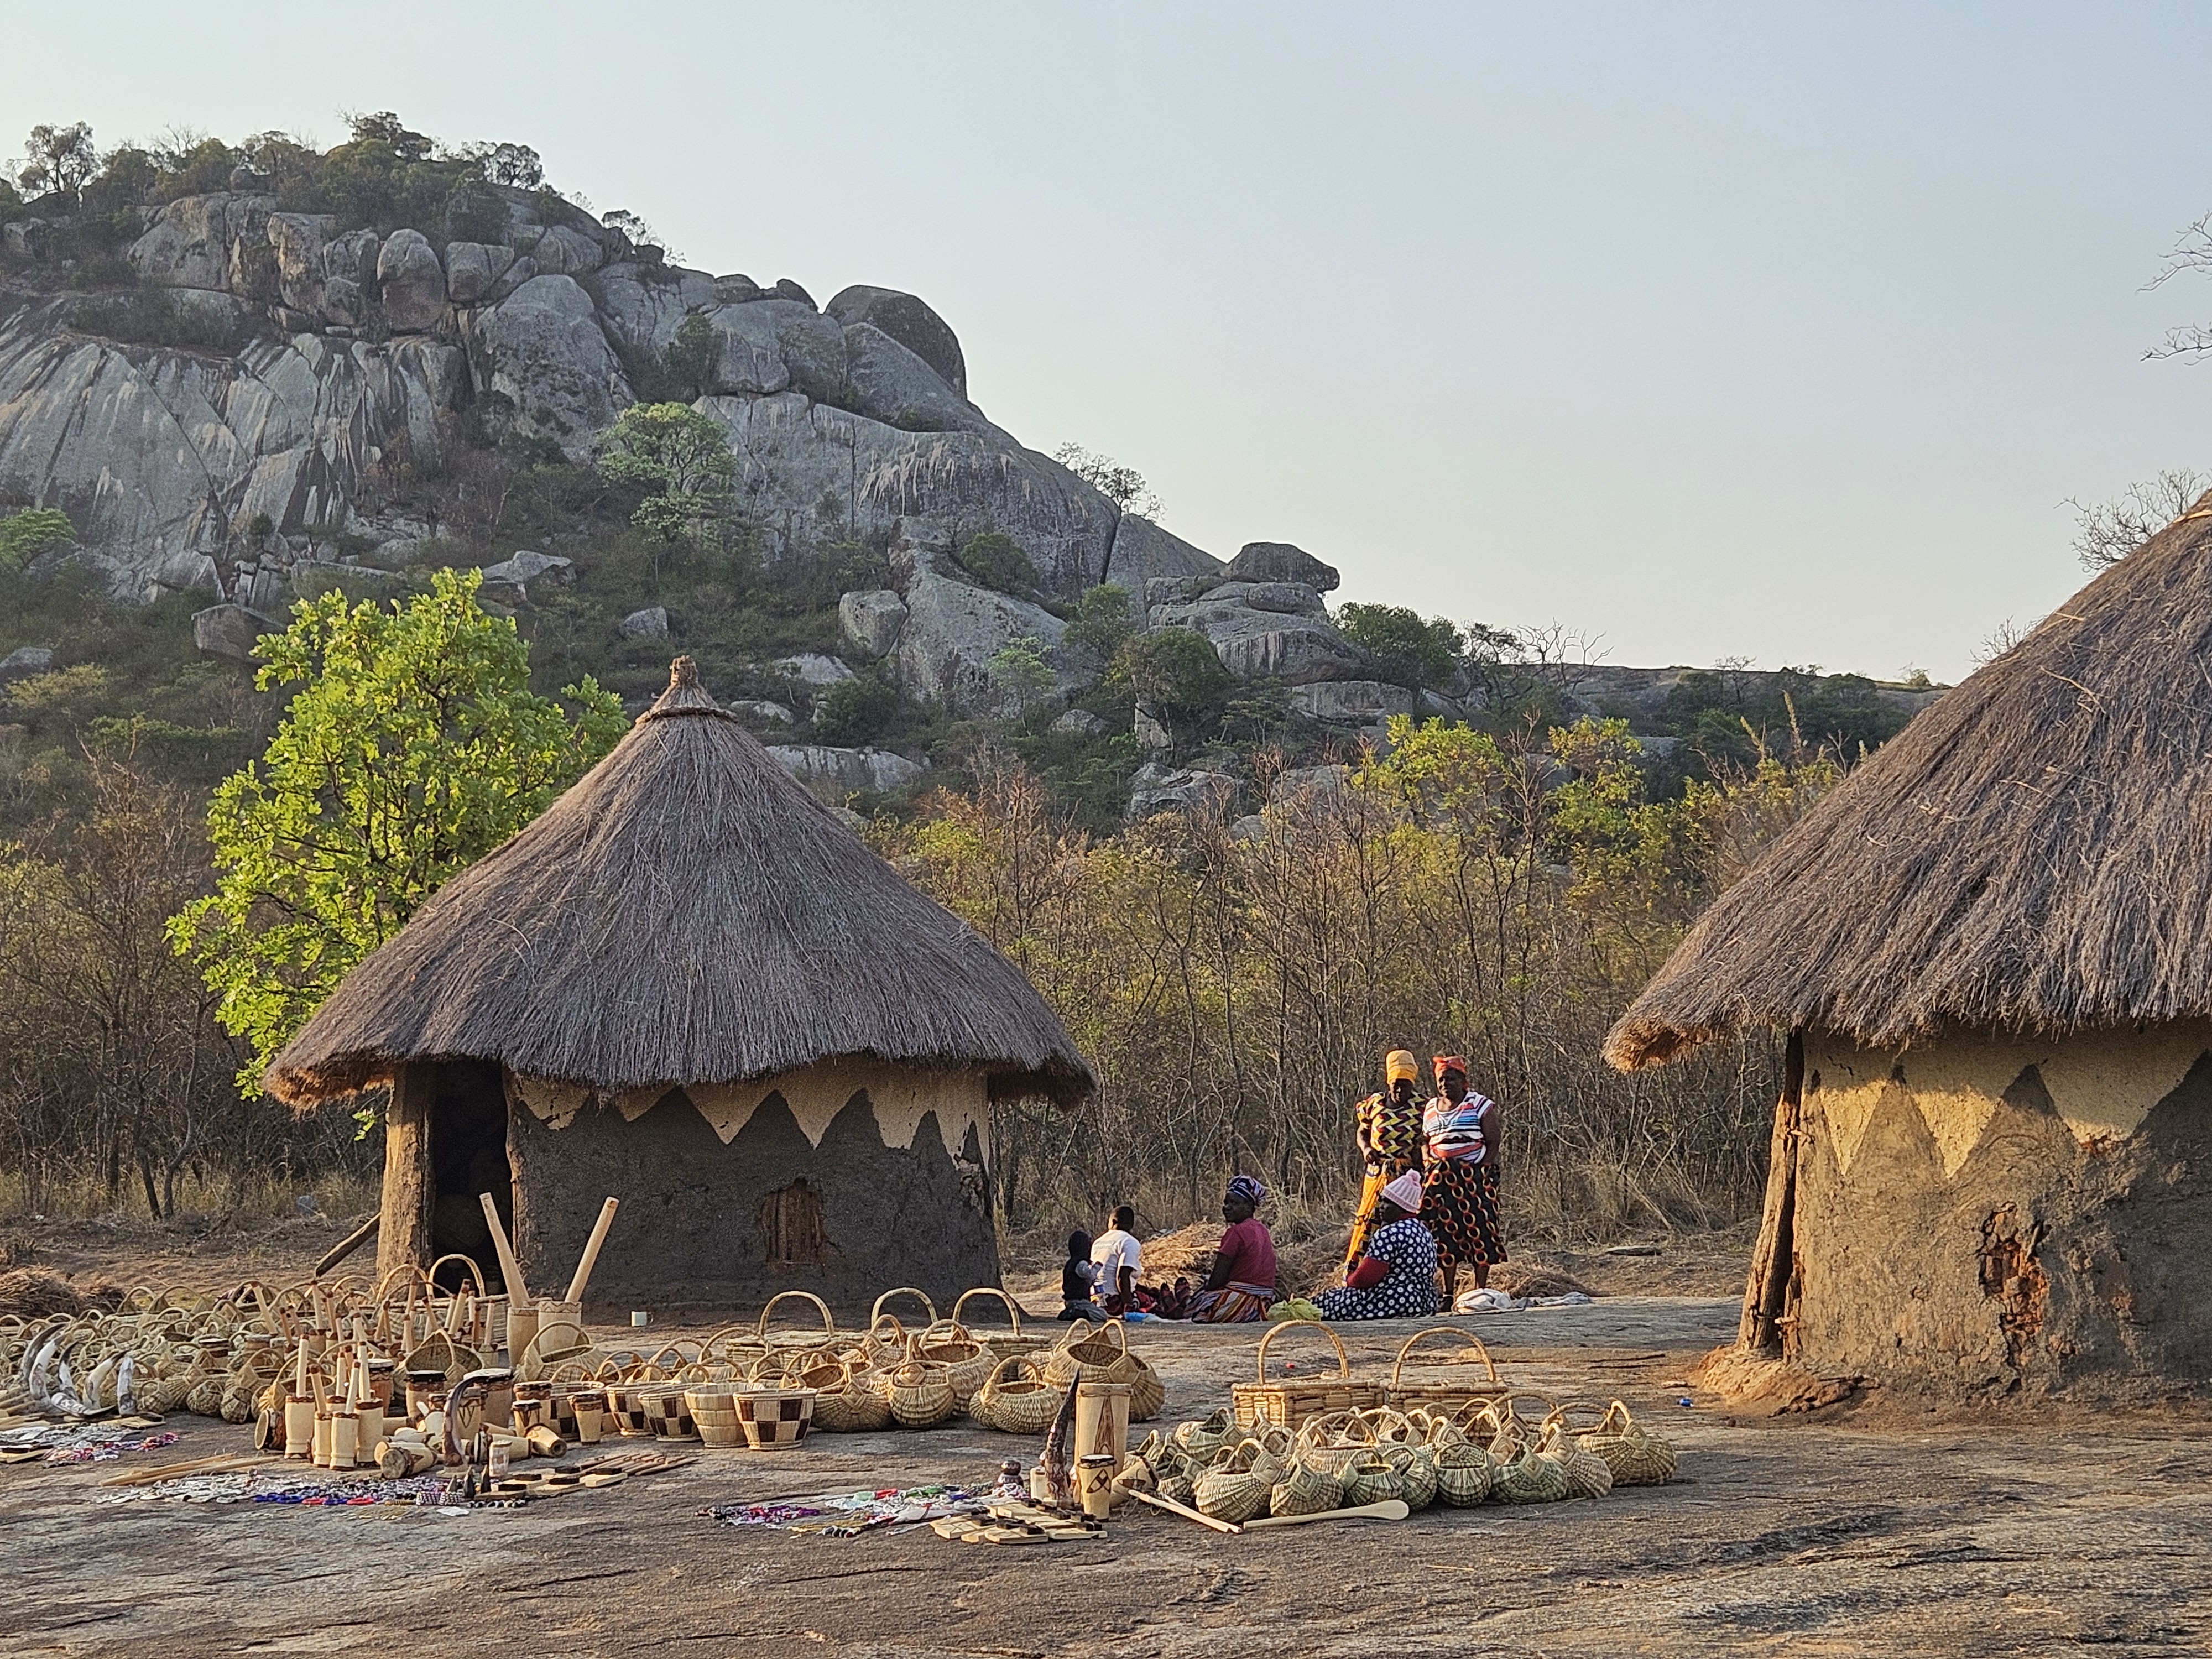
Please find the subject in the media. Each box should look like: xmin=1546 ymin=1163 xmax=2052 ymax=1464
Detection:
xmin=968 ymin=1354 xmax=1061 ymax=1436
xmin=883 ymin=1337 xmax=959 ymax=1430
xmin=1573 ymin=1399 xmax=1678 ymax=1486
xmin=1540 ymin=1408 xmax=1618 ymax=1498
xmin=1380 ymin=1438 xmax=1438 ymax=1510
xmin=951 ymin=1287 xmax=1047 ymax=1360
xmin=1194 ymin=1440 xmax=1272 ymax=1525
xmin=914 ymin=1319 xmax=994 ymax=1406
xmin=1172 ymin=1407 xmax=1234 ymax=1464
xmin=1488 ymin=1417 xmax=1570 ymax=1504
xmin=1040 ymin=1317 xmax=1152 ymax=1412
xmin=1337 ymin=1447 xmax=1404 ymax=1509
xmin=1433 ymin=1436 xmax=1494 ymax=1506
xmin=755 ymin=1291 xmax=841 ymax=1355
xmin=1230 ymin=1321 xmax=1383 ymax=1432
xmin=870 ymin=1287 xmax=938 ymax=1332
xmin=787 ymin=1353 xmax=891 ymax=1433
xmin=1384 ymin=1327 xmax=1507 ymax=1417
xmin=1267 ymin=1454 xmax=1343 ymax=1517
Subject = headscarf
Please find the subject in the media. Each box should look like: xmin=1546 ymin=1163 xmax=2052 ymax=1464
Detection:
xmin=1225 ymin=1175 xmax=1268 ymax=1208
xmin=1380 ymin=1170 xmax=1425 ymax=1213
xmin=1067 ymin=1230 xmax=1093 ymax=1261
xmin=1433 ymin=1054 xmax=1469 ymax=1084
xmin=1385 ymin=1050 xmax=1420 ymax=1086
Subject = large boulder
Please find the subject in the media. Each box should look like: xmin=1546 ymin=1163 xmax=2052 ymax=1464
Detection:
xmin=1223 ymin=540 xmax=1340 ymax=592
xmin=376 ymin=230 xmax=447 ymax=332
xmin=697 ymin=394 xmax=1118 ymax=592
xmin=444 ymin=241 xmax=517 ymax=306
xmin=1286 ymin=680 xmax=1413 ymax=725
xmin=1105 ymin=515 xmax=1223 ymax=594
xmin=766 ymin=744 xmax=924 ymax=795
xmin=826 ymin=285 xmax=968 ymax=398
xmin=774 ymin=652 xmax=855 ymax=687
xmin=1126 ymin=763 xmax=1238 ymax=822
xmin=466 ymin=275 xmax=630 ymax=456
xmin=0 ymin=296 xmax=464 ymax=599
xmin=0 ymin=646 xmax=55 ymax=682
xmin=324 ymin=228 xmax=380 ymax=288
xmin=618 ymin=605 xmax=669 ymax=640
xmin=129 ymin=193 xmax=273 ymax=291
xmin=840 ymin=323 xmax=987 ymax=434
xmin=265 ymin=213 xmax=333 ymax=313
xmin=594 ymin=263 xmax=716 ymax=357
xmin=526 ymin=224 xmax=604 ymax=276
xmin=891 ymin=556 xmax=1070 ymax=708
xmin=839 ymin=589 xmax=909 ymax=659
xmin=191 ymin=603 xmax=274 ymax=660
xmin=1214 ymin=624 xmax=1367 ymax=685
xmin=476 ymin=549 xmax=573 ymax=599
xmin=701 ymin=299 xmax=847 ymax=400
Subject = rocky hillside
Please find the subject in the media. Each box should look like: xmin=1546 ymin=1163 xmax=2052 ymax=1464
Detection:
xmin=0 ymin=119 xmax=1937 ymax=829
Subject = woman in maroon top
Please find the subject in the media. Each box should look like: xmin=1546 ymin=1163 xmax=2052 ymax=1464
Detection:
xmin=1187 ymin=1176 xmax=1279 ymax=1323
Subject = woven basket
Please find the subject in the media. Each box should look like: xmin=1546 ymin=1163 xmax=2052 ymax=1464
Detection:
xmin=1490 ymin=1431 xmax=1569 ymax=1505
xmin=1157 ymin=1469 xmax=1197 ymax=1507
xmin=1433 ymin=1437 xmax=1494 ymax=1505
xmin=1244 ymin=1426 xmax=1292 ymax=1488
xmin=1576 ymin=1400 xmax=1678 ymax=1486
xmin=1383 ymin=1440 xmax=1438 ymax=1510
xmin=1194 ymin=1442 xmax=1272 ymax=1525
xmin=639 ymin=1386 xmax=698 ymax=1443
xmin=915 ymin=1320 xmax=994 ymax=1406
xmin=734 ymin=1386 xmax=817 ymax=1448
xmin=1539 ymin=1414 xmax=1615 ymax=1499
xmin=1110 ymin=1452 xmax=1157 ymax=1499
xmin=686 ymin=1388 xmax=745 ymax=1448
xmin=755 ymin=1291 xmax=839 ymax=1354
xmin=1290 ymin=1408 xmax=1376 ymax=1478
xmin=870 ymin=1287 xmax=939 ymax=1332
xmin=402 ymin=1331 xmax=481 ymax=1387
xmin=1171 ymin=1407 xmax=1234 ymax=1464
xmin=969 ymin=1355 xmax=1062 ymax=1435
xmin=1338 ymin=1448 xmax=1404 ymax=1509
xmin=1269 ymin=1455 xmax=1343 ymax=1517
xmin=884 ymin=1340 xmax=959 ymax=1430
xmin=1384 ymin=1327 xmax=1507 ymax=1418
xmin=952 ymin=1288 xmax=1047 ymax=1360
xmin=790 ymin=1354 xmax=891 ymax=1433
xmin=1231 ymin=1321 xmax=1383 ymax=1432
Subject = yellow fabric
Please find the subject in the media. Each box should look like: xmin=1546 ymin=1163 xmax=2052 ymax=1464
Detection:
xmin=1385 ymin=1050 xmax=1419 ymax=1086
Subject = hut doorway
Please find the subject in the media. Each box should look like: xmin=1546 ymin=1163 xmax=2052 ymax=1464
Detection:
xmin=425 ymin=1058 xmax=516 ymax=1292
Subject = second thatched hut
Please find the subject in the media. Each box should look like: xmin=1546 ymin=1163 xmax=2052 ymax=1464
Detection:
xmin=268 ymin=658 xmax=1092 ymax=1316
xmin=1607 ymin=499 xmax=2212 ymax=1402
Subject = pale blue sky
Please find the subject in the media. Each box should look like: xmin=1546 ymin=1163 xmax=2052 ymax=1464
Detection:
xmin=11 ymin=2 xmax=2212 ymax=679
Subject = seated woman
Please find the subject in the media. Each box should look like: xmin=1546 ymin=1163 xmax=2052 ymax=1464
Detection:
xmin=1186 ymin=1176 xmax=1279 ymax=1323
xmin=1314 ymin=1171 xmax=1442 ymax=1321
xmin=1058 ymin=1230 xmax=1107 ymax=1322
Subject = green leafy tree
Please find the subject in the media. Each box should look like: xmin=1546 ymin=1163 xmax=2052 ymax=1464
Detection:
xmin=954 ymin=530 xmax=1040 ymax=594
xmin=0 ymin=507 xmax=75 ymax=570
xmin=813 ymin=672 xmax=900 ymax=745
xmin=169 ymin=570 xmax=624 ymax=1091
xmin=658 ymin=313 xmax=720 ymax=401
xmin=988 ymin=637 xmax=1057 ymax=720
xmin=597 ymin=402 xmax=737 ymax=545
xmin=15 ymin=122 xmax=98 ymax=202
xmin=1113 ymin=628 xmax=1229 ymax=737
xmin=1337 ymin=602 xmax=1464 ymax=691
xmin=1062 ymin=583 xmax=1136 ymax=670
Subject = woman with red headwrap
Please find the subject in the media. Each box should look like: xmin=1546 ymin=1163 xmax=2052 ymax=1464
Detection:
xmin=1421 ymin=1055 xmax=1507 ymax=1302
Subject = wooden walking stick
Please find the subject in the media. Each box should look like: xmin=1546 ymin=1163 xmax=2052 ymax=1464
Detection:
xmin=565 ymin=1198 xmax=620 ymax=1306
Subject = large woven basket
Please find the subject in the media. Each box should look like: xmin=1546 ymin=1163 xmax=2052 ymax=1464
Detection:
xmin=1041 ymin=1316 xmax=1164 ymax=1418
xmin=1384 ymin=1328 xmax=1507 ymax=1417
xmin=1575 ymin=1400 xmax=1678 ymax=1486
xmin=755 ymin=1291 xmax=840 ymax=1355
xmin=952 ymin=1288 xmax=1047 ymax=1360
xmin=734 ymin=1386 xmax=817 ymax=1448
xmin=1230 ymin=1321 xmax=1383 ymax=1432
xmin=969 ymin=1355 xmax=1062 ymax=1436
xmin=914 ymin=1319 xmax=994 ymax=1406
xmin=883 ymin=1338 xmax=959 ymax=1430
xmin=790 ymin=1354 xmax=892 ymax=1433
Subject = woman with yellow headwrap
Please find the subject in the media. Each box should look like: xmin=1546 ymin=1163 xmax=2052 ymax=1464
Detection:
xmin=1344 ymin=1049 xmax=1425 ymax=1272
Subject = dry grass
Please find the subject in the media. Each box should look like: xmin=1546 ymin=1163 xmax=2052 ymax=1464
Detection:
xmin=0 ymin=1269 xmax=124 ymax=1319
xmin=1610 ymin=494 xmax=2212 ymax=1068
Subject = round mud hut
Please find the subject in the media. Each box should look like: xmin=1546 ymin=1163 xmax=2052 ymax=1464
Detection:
xmin=268 ymin=657 xmax=1092 ymax=1316
xmin=1605 ymin=498 xmax=2212 ymax=1402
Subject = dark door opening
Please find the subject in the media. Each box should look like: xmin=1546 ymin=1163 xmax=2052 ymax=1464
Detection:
xmin=427 ymin=1059 xmax=514 ymax=1292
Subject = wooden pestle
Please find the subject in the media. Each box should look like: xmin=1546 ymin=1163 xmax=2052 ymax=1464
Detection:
xmin=564 ymin=1198 xmax=620 ymax=1306
xmin=479 ymin=1192 xmax=531 ymax=1309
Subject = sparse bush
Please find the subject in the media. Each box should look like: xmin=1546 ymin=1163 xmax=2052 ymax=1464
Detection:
xmin=955 ymin=530 xmax=1039 ymax=595
xmin=1113 ymin=627 xmax=1229 ymax=737
xmin=814 ymin=673 xmax=900 ymax=745
xmin=1062 ymin=583 xmax=1136 ymax=671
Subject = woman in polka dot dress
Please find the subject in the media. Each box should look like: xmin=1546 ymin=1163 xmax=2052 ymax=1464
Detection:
xmin=1316 ymin=1171 xmax=1443 ymax=1321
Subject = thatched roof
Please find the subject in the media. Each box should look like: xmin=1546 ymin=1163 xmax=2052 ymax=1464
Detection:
xmin=1606 ymin=494 xmax=2212 ymax=1070
xmin=268 ymin=658 xmax=1094 ymax=1108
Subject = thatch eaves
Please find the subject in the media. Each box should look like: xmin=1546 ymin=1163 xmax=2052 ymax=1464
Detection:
xmin=268 ymin=658 xmax=1095 ymax=1108
xmin=1606 ymin=494 xmax=2212 ymax=1070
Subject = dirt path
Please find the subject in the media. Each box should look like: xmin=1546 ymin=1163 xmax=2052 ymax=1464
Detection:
xmin=8 ymin=1287 xmax=2211 ymax=1658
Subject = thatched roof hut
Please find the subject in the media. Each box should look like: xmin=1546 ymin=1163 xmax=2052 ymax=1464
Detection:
xmin=273 ymin=658 xmax=1092 ymax=1313
xmin=1605 ymin=498 xmax=2212 ymax=1400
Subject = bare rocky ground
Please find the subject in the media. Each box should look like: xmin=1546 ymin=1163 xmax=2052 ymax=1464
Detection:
xmin=6 ymin=1224 xmax=2211 ymax=1657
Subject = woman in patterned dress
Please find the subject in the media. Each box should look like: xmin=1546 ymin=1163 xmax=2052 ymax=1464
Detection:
xmin=1344 ymin=1049 xmax=1425 ymax=1274
xmin=1316 ymin=1171 xmax=1443 ymax=1321
xmin=1421 ymin=1054 xmax=1507 ymax=1303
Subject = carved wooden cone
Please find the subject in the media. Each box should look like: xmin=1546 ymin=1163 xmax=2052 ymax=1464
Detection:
xmin=565 ymin=1198 xmax=621 ymax=1307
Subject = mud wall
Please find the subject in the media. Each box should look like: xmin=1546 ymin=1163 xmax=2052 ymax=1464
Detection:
xmin=504 ymin=1062 xmax=998 ymax=1320
xmin=1792 ymin=1025 xmax=2212 ymax=1400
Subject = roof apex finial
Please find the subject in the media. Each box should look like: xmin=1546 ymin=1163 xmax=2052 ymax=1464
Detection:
xmin=670 ymin=655 xmax=698 ymax=688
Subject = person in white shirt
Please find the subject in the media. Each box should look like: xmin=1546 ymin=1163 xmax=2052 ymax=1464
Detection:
xmin=1091 ymin=1205 xmax=1141 ymax=1314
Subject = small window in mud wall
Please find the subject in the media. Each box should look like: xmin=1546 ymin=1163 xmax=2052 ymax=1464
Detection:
xmin=759 ymin=1179 xmax=826 ymax=1266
